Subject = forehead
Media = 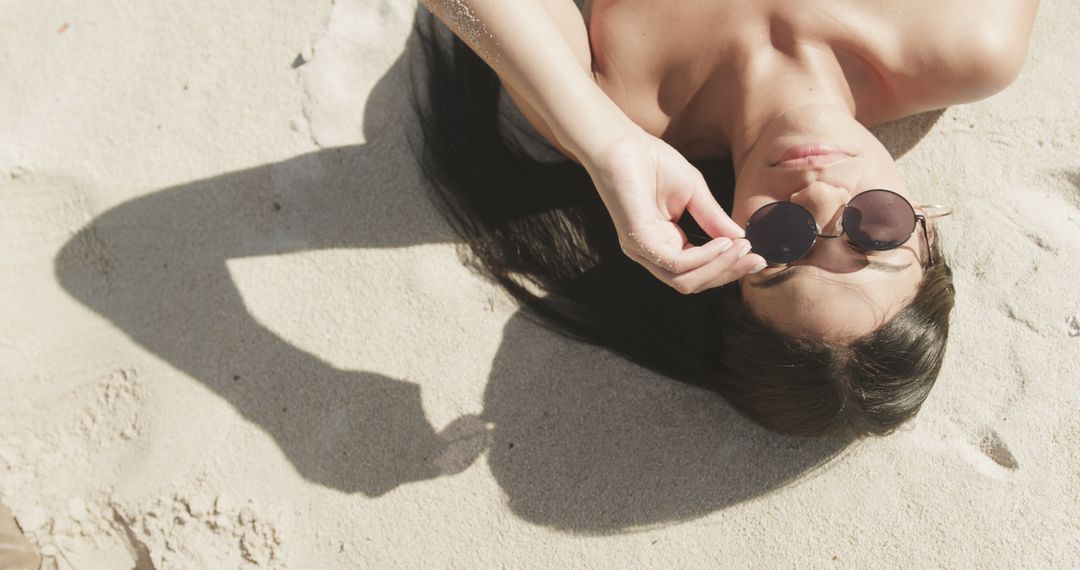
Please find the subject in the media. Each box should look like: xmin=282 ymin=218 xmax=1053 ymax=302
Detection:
xmin=741 ymin=266 xmax=922 ymax=342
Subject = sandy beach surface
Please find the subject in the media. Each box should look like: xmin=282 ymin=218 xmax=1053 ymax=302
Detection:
xmin=2 ymin=0 xmax=1079 ymax=567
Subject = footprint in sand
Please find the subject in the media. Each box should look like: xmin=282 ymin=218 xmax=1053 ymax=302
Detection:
xmin=976 ymin=429 xmax=1019 ymax=471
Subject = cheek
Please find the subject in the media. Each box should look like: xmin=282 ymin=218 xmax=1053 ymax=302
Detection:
xmin=861 ymin=146 xmax=910 ymax=193
xmin=731 ymin=193 xmax=779 ymax=228
xmin=733 ymin=164 xmax=806 ymax=227
xmin=732 ymin=175 xmax=765 ymax=226
xmin=732 ymin=204 xmax=752 ymax=228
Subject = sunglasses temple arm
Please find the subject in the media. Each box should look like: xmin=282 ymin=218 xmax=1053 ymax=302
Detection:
xmin=918 ymin=215 xmax=934 ymax=267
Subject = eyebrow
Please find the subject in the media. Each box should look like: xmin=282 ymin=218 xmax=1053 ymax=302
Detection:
xmin=748 ymin=259 xmax=913 ymax=289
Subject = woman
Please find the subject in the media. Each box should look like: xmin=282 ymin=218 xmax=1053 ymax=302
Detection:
xmin=412 ymin=0 xmax=1039 ymax=437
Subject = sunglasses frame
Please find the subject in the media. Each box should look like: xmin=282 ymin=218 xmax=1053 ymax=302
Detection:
xmin=744 ymin=188 xmax=936 ymax=268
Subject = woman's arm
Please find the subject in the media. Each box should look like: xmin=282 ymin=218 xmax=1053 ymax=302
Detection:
xmin=420 ymin=0 xmax=634 ymax=163
xmin=422 ymin=0 xmax=764 ymax=294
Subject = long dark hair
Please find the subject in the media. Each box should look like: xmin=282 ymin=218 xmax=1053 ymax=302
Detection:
xmin=407 ymin=12 xmax=955 ymax=438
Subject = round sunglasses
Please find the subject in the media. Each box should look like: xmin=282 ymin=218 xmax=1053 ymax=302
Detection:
xmin=745 ymin=188 xmax=935 ymax=267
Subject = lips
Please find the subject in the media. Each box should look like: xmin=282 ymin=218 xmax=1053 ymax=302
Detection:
xmin=772 ymin=144 xmax=853 ymax=168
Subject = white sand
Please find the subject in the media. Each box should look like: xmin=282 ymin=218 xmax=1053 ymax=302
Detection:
xmin=2 ymin=0 xmax=1079 ymax=567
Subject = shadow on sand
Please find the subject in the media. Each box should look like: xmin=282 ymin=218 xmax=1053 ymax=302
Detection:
xmin=54 ymin=9 xmax=941 ymax=533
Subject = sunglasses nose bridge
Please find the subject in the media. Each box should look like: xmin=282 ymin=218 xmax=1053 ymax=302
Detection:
xmin=790 ymin=182 xmax=849 ymax=236
xmin=818 ymin=204 xmax=854 ymax=239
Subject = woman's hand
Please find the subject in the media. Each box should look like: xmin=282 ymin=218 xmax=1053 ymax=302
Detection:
xmin=582 ymin=128 xmax=767 ymax=294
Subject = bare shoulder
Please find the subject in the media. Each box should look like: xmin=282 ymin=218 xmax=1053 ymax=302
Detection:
xmin=888 ymin=0 xmax=1040 ymax=111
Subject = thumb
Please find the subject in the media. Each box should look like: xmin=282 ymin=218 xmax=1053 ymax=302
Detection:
xmin=685 ymin=177 xmax=745 ymax=240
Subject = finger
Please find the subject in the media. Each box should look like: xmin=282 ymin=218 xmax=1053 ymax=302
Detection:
xmin=649 ymin=240 xmax=766 ymax=295
xmin=678 ymin=248 xmax=767 ymax=294
xmin=697 ymin=252 xmax=769 ymax=293
xmin=623 ymin=228 xmax=733 ymax=275
xmin=667 ymin=236 xmax=735 ymax=273
xmin=685 ymin=176 xmax=745 ymax=240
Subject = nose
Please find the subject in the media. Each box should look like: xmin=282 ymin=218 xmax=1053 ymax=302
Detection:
xmin=789 ymin=181 xmax=850 ymax=236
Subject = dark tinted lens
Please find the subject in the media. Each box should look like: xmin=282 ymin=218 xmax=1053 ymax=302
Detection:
xmin=843 ymin=189 xmax=916 ymax=250
xmin=746 ymin=202 xmax=818 ymax=264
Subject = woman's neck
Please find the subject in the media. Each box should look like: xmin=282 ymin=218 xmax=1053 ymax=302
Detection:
xmin=715 ymin=41 xmax=858 ymax=173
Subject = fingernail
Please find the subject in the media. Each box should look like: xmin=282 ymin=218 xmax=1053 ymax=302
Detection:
xmin=748 ymin=260 xmax=767 ymax=274
xmin=714 ymin=238 xmax=733 ymax=253
xmin=738 ymin=242 xmax=752 ymax=258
